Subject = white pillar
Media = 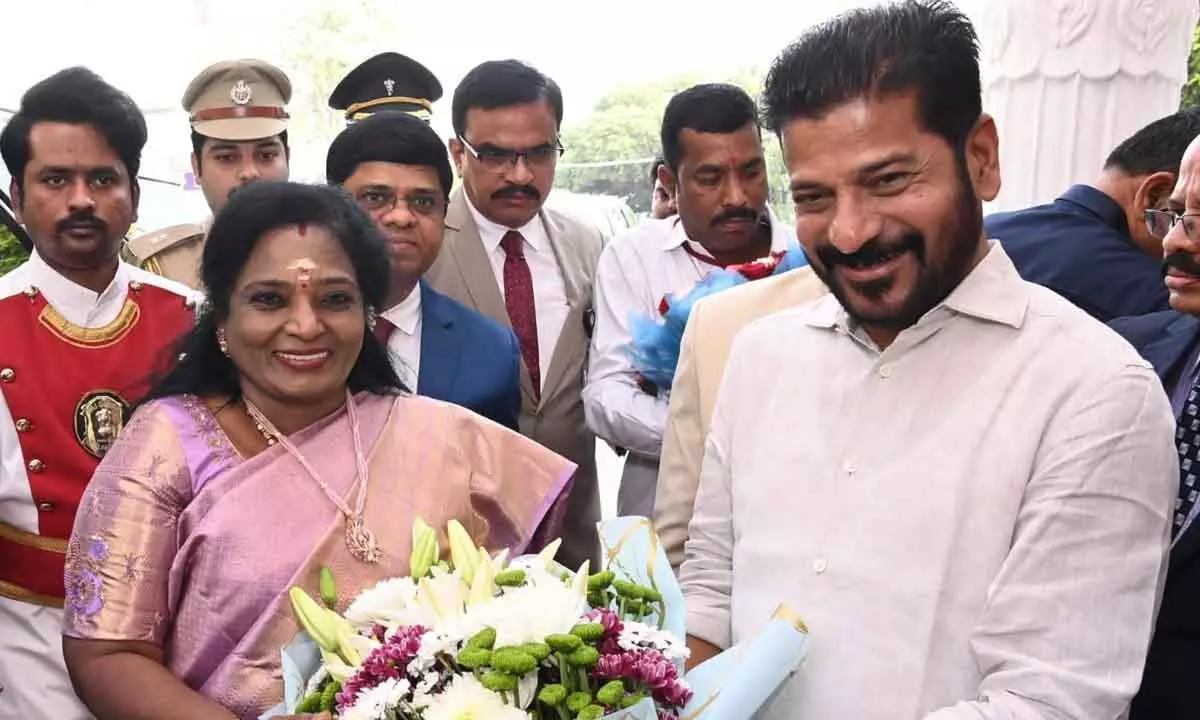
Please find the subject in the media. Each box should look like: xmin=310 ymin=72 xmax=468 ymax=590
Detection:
xmin=974 ymin=0 xmax=1198 ymax=212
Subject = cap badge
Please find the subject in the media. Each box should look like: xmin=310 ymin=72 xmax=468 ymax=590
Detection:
xmin=230 ymin=80 xmax=253 ymax=106
xmin=384 ymin=78 xmax=395 ymax=96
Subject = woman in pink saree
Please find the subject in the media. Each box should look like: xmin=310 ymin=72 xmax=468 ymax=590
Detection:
xmin=61 ymin=182 xmax=575 ymax=719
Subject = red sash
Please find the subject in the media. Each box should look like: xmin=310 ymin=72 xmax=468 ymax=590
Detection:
xmin=0 ymin=281 xmax=194 ymax=606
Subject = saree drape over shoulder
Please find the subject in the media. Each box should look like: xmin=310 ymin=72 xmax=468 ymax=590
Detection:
xmin=62 ymin=391 xmax=576 ymax=719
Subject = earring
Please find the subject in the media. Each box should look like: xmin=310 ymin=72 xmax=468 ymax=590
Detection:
xmin=217 ymin=329 xmax=229 ymax=356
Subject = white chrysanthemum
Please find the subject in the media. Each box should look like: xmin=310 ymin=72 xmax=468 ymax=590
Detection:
xmin=618 ymin=620 xmax=691 ymax=660
xmin=422 ymin=674 xmax=527 ymax=720
xmin=341 ymin=678 xmax=411 ymax=720
xmin=343 ymin=577 xmax=420 ymax=629
xmin=461 ymin=565 xmax=587 ymax=648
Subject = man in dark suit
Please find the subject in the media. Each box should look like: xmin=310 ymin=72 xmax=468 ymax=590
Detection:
xmin=1111 ymin=133 xmax=1200 ymax=719
xmin=326 ymin=110 xmax=521 ymax=430
xmin=988 ymin=109 xmax=1200 ymax=322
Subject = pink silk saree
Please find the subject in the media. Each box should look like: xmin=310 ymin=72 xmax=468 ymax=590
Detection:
xmin=62 ymin=391 xmax=576 ymax=718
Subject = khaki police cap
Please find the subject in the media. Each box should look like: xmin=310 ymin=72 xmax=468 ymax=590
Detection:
xmin=182 ymin=59 xmax=292 ymax=142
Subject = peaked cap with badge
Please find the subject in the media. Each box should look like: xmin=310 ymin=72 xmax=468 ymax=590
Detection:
xmin=124 ymin=59 xmax=294 ymax=291
xmin=329 ymin=52 xmax=442 ymax=124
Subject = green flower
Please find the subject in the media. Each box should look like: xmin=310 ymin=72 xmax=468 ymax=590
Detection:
xmin=521 ymin=642 xmax=551 ymax=661
xmin=295 ymin=691 xmax=322 ymax=713
xmin=612 ymin=580 xmax=643 ymax=599
xmin=494 ymin=569 xmax=527 ymax=587
xmin=566 ymin=646 xmax=600 ymax=667
xmin=467 ymin=627 xmax=497 ymax=650
xmin=625 ymin=599 xmax=645 ymax=616
xmin=537 ymin=684 xmax=568 ymax=706
xmin=319 ymin=680 xmax=340 ymax=712
xmin=578 ymin=705 xmax=606 ymax=720
xmin=546 ymin=633 xmax=583 ymax=653
xmin=586 ymin=591 xmax=609 ymax=608
xmin=596 ymin=680 xmax=626 ymax=706
xmin=480 ymin=670 xmax=518 ymax=692
xmin=491 ymin=646 xmax=538 ymax=675
xmin=456 ymin=647 xmax=492 ymax=669
xmin=641 ymin=586 xmax=663 ymax=603
xmin=621 ymin=693 xmax=648 ymax=709
xmin=587 ymin=570 xmax=615 ymax=591
xmin=570 ymin=622 xmax=605 ymax=642
xmin=565 ymin=691 xmax=593 ymax=712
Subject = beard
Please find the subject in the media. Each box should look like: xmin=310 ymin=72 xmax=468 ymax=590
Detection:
xmin=811 ymin=163 xmax=984 ymax=333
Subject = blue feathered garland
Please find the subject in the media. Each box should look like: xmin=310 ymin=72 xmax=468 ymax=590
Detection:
xmin=625 ymin=246 xmax=810 ymax=391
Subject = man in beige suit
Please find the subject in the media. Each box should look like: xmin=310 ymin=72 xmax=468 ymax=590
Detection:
xmin=654 ymin=266 xmax=827 ymax=567
xmin=426 ymin=59 xmax=603 ymax=570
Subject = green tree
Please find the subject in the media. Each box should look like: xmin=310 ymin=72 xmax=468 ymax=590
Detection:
xmin=557 ymin=67 xmax=793 ymax=221
xmin=1182 ymin=22 xmax=1200 ymax=109
xmin=0 ymin=226 xmax=29 ymax=276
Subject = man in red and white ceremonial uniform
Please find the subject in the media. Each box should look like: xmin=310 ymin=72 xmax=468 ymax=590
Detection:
xmin=0 ymin=67 xmax=199 ymax=719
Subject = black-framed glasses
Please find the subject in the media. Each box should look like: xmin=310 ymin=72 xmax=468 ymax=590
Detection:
xmin=353 ymin=187 xmax=445 ymax=217
xmin=458 ymin=135 xmax=565 ymax=171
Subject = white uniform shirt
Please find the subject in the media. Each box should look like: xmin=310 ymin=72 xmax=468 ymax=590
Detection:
xmin=381 ymin=286 xmax=422 ymax=392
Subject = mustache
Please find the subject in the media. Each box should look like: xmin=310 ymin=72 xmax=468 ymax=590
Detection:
xmin=1163 ymin=251 xmax=1200 ymax=277
xmin=492 ymin=184 xmax=541 ymax=202
xmin=56 ymin=211 xmax=107 ymax=236
xmin=816 ymin=231 xmax=924 ymax=270
xmin=711 ymin=207 xmax=760 ymax=227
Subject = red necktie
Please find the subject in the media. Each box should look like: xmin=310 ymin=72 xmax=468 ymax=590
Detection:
xmin=501 ymin=230 xmax=541 ymax=398
xmin=373 ymin=316 xmax=396 ymax=345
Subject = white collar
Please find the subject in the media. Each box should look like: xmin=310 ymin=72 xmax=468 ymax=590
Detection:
xmin=27 ymin=250 xmax=131 ymax=310
xmin=464 ymin=191 xmax=546 ymax=255
xmin=382 ymin=285 xmax=422 ymax=335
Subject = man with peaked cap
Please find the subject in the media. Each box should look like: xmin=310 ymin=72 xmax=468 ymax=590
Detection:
xmin=124 ymin=59 xmax=292 ymax=290
xmin=329 ymin=52 xmax=442 ymax=124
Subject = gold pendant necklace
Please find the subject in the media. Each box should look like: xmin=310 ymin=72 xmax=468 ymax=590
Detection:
xmin=244 ymin=388 xmax=381 ymax=564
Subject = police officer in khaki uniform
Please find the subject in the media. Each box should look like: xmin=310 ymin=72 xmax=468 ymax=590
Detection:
xmin=125 ymin=59 xmax=292 ymax=289
xmin=329 ymin=52 xmax=442 ymax=125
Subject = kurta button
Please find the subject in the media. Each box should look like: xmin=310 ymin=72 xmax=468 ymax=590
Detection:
xmin=812 ymin=558 xmax=828 ymax=574
xmin=0 ymin=368 xmax=13 ymax=383
xmin=14 ymin=418 xmax=31 ymax=432
xmin=28 ymin=458 xmax=44 ymax=473
xmin=37 ymin=502 xmax=53 ymax=512
xmin=879 ymin=364 xmax=893 ymax=379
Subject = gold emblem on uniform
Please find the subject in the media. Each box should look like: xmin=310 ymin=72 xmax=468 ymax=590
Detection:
xmin=74 ymin=390 xmax=131 ymax=458
xmin=230 ymin=79 xmax=253 ymax=106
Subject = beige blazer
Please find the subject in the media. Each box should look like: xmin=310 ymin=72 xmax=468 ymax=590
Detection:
xmin=425 ymin=187 xmax=604 ymax=570
xmin=653 ymin=266 xmax=828 ymax=567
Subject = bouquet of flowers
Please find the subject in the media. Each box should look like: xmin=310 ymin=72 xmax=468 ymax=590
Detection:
xmin=264 ymin=517 xmax=808 ymax=719
xmin=626 ymin=247 xmax=809 ymax=391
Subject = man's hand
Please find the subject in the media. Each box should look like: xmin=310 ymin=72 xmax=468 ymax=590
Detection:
xmin=686 ymin=634 xmax=722 ymax=671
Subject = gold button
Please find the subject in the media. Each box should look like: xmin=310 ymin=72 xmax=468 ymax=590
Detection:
xmin=37 ymin=502 xmax=53 ymax=512
xmin=14 ymin=418 xmax=31 ymax=432
xmin=27 ymin=458 xmax=44 ymax=473
xmin=0 ymin=368 xmax=13 ymax=383
xmin=129 ymin=280 xmax=143 ymax=291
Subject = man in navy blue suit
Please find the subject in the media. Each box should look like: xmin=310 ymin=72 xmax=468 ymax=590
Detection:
xmin=1111 ymin=133 xmax=1200 ymax=719
xmin=987 ymin=109 xmax=1200 ymax=322
xmin=326 ymin=112 xmax=521 ymax=430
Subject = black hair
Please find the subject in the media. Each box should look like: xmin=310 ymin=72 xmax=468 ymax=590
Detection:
xmin=762 ymin=0 xmax=981 ymax=153
xmin=143 ymin=181 xmax=405 ymax=404
xmin=325 ymin=113 xmax=454 ymax=201
xmin=660 ymin=83 xmax=760 ymax=172
xmin=650 ymin=156 xmax=666 ymax=185
xmin=0 ymin=66 xmax=147 ymax=192
xmin=1104 ymin=108 xmax=1200 ymax=176
xmin=451 ymin=59 xmax=563 ymax=137
xmin=190 ymin=129 xmax=290 ymax=172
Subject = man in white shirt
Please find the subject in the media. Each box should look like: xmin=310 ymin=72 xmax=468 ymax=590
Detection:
xmin=425 ymin=59 xmax=604 ymax=570
xmin=682 ymin=2 xmax=1178 ymax=718
xmin=0 ymin=67 xmax=199 ymax=719
xmin=326 ymin=111 xmax=521 ymax=429
xmin=584 ymin=83 xmax=797 ymax=516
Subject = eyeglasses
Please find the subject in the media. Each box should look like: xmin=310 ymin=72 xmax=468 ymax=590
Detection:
xmin=458 ymin=136 xmax=565 ymax=171
xmin=353 ymin=188 xmax=445 ymax=217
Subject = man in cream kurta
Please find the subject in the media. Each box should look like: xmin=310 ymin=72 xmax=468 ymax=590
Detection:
xmin=653 ymin=266 xmax=827 ymax=568
xmin=683 ymin=2 xmax=1178 ymax=717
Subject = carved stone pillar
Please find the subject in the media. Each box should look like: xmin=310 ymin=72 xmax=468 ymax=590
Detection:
xmin=976 ymin=0 xmax=1198 ymax=212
